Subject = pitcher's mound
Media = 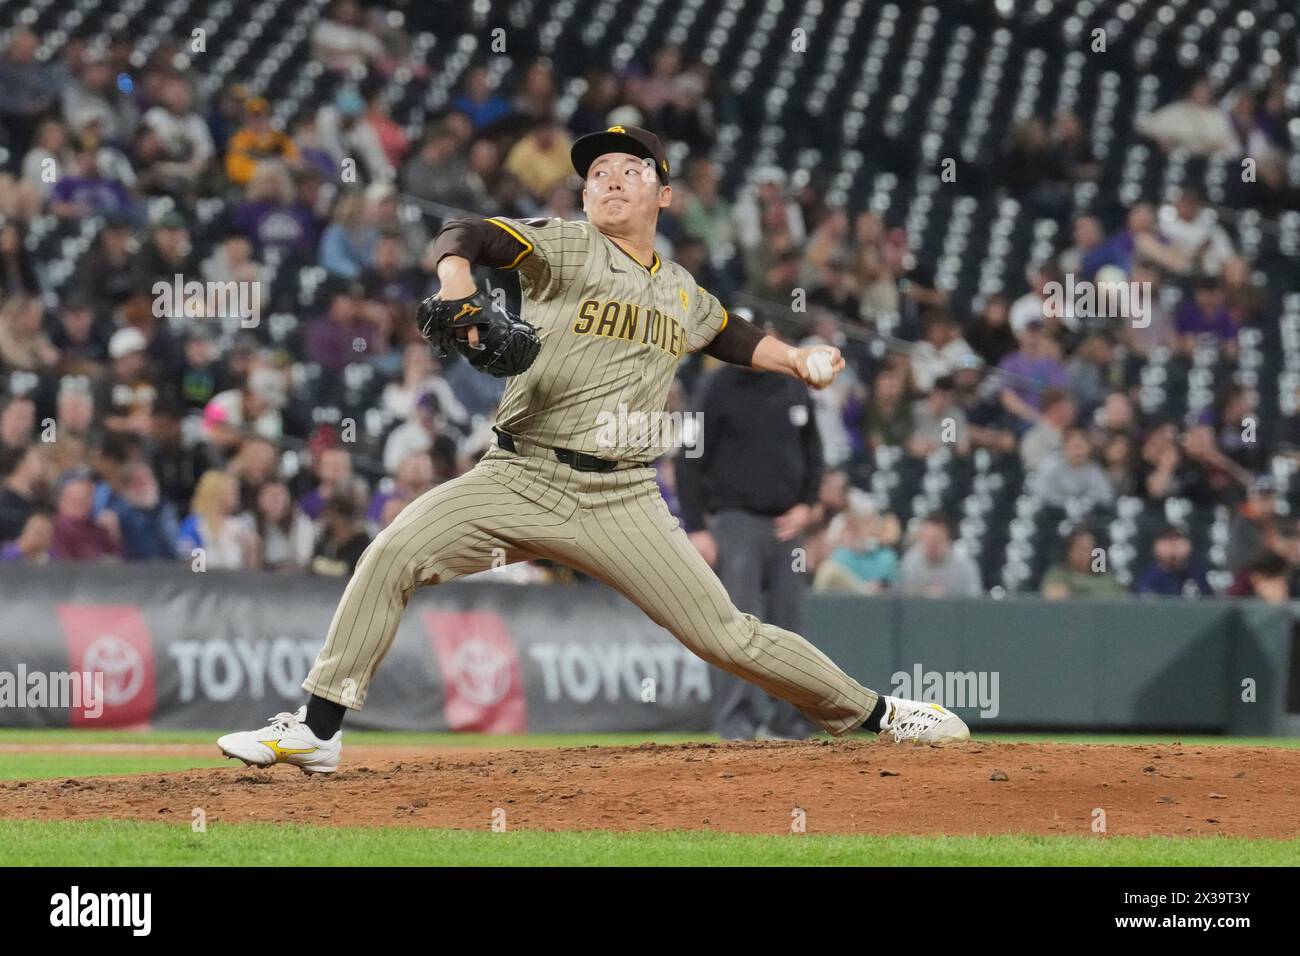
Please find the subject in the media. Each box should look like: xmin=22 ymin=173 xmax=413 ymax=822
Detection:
xmin=2 ymin=740 xmax=1294 ymax=838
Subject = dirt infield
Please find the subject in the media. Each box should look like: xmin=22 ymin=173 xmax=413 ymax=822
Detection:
xmin=2 ymin=740 xmax=1297 ymax=838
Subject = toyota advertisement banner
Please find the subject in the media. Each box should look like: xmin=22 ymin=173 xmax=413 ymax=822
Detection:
xmin=0 ymin=565 xmax=715 ymax=732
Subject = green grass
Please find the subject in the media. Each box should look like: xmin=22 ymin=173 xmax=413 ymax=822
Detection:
xmin=2 ymin=820 xmax=1296 ymax=866
xmin=0 ymin=754 xmax=229 ymax=780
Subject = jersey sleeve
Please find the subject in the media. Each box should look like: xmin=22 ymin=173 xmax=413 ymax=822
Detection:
xmin=684 ymin=284 xmax=730 ymax=353
xmin=483 ymin=217 xmax=592 ymax=302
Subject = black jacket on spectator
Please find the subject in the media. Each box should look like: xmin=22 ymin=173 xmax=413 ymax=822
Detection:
xmin=677 ymin=365 xmax=823 ymax=533
xmin=311 ymin=529 xmax=371 ymax=577
xmin=966 ymin=317 xmax=1019 ymax=368
xmin=130 ymin=243 xmax=201 ymax=293
xmin=77 ymin=244 xmax=138 ymax=312
xmin=0 ymin=252 xmax=39 ymax=297
xmin=0 ymin=486 xmax=34 ymax=543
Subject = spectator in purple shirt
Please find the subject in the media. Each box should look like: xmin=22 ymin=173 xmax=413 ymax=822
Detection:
xmin=367 ymin=450 xmax=434 ymax=528
xmin=49 ymin=136 xmax=133 ymax=219
xmin=1 ymin=509 xmax=53 ymax=563
xmin=298 ymin=447 xmax=359 ymax=521
xmin=1081 ymin=203 xmax=1186 ymax=279
xmin=231 ymin=161 xmax=321 ymax=259
xmin=997 ymin=320 xmax=1071 ymax=430
xmin=305 ymin=288 xmax=376 ymax=372
xmin=1175 ymin=276 xmax=1238 ymax=354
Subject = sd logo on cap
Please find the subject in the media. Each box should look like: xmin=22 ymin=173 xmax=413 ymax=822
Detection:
xmin=571 ymin=126 xmax=670 ymax=185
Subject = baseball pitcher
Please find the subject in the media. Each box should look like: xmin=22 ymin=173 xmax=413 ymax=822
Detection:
xmin=218 ymin=126 xmax=969 ymax=772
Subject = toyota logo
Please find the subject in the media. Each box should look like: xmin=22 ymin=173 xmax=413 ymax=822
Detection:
xmin=448 ymin=639 xmax=512 ymax=707
xmin=82 ymin=634 xmax=146 ymax=707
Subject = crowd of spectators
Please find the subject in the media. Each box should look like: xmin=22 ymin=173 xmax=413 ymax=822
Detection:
xmin=731 ymin=71 xmax=1297 ymax=603
xmin=0 ymin=14 xmax=1296 ymax=601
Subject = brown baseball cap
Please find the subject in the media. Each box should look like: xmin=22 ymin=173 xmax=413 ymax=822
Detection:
xmin=571 ymin=125 xmax=670 ymax=184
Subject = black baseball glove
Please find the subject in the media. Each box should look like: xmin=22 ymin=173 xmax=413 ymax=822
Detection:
xmin=416 ymin=291 xmax=542 ymax=378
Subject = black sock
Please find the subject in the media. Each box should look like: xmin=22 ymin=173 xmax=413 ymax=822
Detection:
xmin=304 ymin=695 xmax=346 ymax=739
xmin=860 ymin=694 xmax=888 ymax=733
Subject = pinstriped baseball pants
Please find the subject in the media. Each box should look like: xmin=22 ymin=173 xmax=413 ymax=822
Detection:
xmin=302 ymin=441 xmax=878 ymax=736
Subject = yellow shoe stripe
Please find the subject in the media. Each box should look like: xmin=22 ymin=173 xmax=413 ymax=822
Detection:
xmin=260 ymin=739 xmax=317 ymax=759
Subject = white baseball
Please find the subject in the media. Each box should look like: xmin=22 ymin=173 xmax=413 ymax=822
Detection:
xmin=805 ymin=348 xmax=836 ymax=387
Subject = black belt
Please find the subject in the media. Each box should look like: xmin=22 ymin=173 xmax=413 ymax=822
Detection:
xmin=493 ymin=428 xmax=648 ymax=473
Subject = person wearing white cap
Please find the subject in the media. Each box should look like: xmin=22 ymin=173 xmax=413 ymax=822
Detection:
xmin=107 ymin=325 xmax=147 ymax=361
xmin=96 ymin=327 xmax=159 ymax=437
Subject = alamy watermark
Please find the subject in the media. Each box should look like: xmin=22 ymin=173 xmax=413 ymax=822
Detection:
xmin=0 ymin=667 xmax=105 ymax=717
xmin=49 ymin=886 xmax=151 ymax=936
xmin=891 ymin=663 xmax=1000 ymax=718
xmin=594 ymin=404 xmax=705 ymax=458
xmin=153 ymin=275 xmax=262 ymax=328
xmin=1044 ymin=273 xmax=1152 ymax=327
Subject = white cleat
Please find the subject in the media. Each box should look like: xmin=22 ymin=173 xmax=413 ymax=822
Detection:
xmin=878 ymin=696 xmax=970 ymax=744
xmin=217 ymin=706 xmax=341 ymax=774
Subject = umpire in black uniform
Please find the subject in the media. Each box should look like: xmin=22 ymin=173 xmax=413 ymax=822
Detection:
xmin=678 ymin=331 xmax=824 ymax=740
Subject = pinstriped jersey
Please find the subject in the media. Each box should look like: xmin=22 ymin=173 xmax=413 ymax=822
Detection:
xmin=485 ymin=216 xmax=729 ymax=460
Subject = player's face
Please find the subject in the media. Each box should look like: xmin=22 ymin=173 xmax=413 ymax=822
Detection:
xmin=583 ymin=153 xmax=670 ymax=230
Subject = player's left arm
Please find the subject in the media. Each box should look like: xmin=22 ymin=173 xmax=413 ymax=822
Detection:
xmin=688 ymin=285 xmax=844 ymax=389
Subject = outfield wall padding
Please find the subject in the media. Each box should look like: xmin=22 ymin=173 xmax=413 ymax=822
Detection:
xmin=0 ymin=565 xmax=713 ymax=732
xmin=0 ymin=565 xmax=1294 ymax=734
xmin=805 ymin=595 xmax=1296 ymax=736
